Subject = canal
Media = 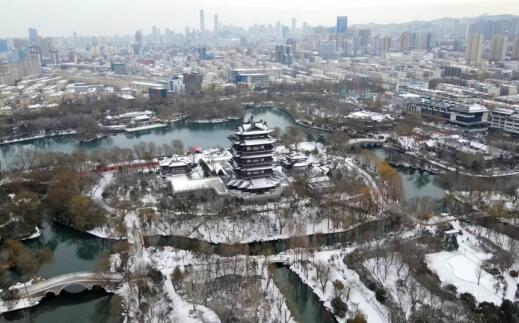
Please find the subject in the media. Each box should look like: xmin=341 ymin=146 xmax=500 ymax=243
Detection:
xmin=0 ymin=223 xmax=120 ymax=323
xmin=272 ymin=264 xmax=337 ymax=323
xmin=372 ymin=148 xmax=445 ymax=202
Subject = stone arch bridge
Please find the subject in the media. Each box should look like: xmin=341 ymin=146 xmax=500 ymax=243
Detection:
xmin=1 ymin=272 xmax=123 ymax=314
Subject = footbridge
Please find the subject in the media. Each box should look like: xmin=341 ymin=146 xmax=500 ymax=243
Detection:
xmin=0 ymin=271 xmax=123 ymax=314
xmin=347 ymin=137 xmax=387 ymax=148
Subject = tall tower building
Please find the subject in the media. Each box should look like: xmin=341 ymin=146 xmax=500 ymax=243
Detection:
xmin=513 ymin=37 xmax=519 ymax=60
xmin=49 ymin=48 xmax=60 ymax=65
xmin=490 ymin=34 xmax=508 ymax=61
xmin=465 ymin=33 xmax=484 ymax=64
xmin=291 ymin=18 xmax=297 ymax=31
xmin=381 ymin=36 xmax=392 ymax=52
xmin=28 ymin=28 xmax=38 ymax=47
xmin=336 ymin=16 xmax=348 ymax=33
xmin=359 ymin=29 xmax=372 ymax=47
xmin=426 ymin=32 xmax=435 ymax=50
xmin=214 ymin=14 xmax=219 ymax=33
xmin=0 ymin=39 xmax=8 ymax=53
xmin=401 ymin=32 xmax=411 ymax=51
xmin=133 ymin=30 xmax=143 ymax=55
xmin=200 ymin=10 xmax=205 ymax=33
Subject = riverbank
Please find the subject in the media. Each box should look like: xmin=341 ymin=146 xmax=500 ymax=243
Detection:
xmin=247 ymin=104 xmax=333 ymax=133
xmin=382 ymin=145 xmax=519 ymax=179
xmin=186 ymin=116 xmax=242 ymax=124
xmin=272 ymin=263 xmax=337 ymax=323
xmin=0 ymin=130 xmax=78 ymax=146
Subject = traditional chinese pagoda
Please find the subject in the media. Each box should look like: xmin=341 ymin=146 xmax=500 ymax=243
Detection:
xmin=226 ymin=116 xmax=280 ymax=193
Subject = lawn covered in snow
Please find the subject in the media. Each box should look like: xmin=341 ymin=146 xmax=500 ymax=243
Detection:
xmin=425 ymin=221 xmax=518 ymax=305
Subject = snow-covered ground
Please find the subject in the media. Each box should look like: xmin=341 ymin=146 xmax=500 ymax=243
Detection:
xmin=287 ymin=249 xmax=389 ymax=323
xmin=425 ymin=221 xmax=518 ymax=305
xmin=145 ymin=247 xmax=295 ymax=323
xmin=452 ymin=189 xmax=519 ymax=211
xmin=365 ymin=255 xmax=444 ymax=319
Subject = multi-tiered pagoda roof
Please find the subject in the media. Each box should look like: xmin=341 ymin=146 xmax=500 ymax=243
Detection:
xmin=226 ymin=117 xmax=281 ymax=193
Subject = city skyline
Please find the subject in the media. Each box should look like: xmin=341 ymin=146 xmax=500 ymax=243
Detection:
xmin=2 ymin=0 xmax=519 ymax=37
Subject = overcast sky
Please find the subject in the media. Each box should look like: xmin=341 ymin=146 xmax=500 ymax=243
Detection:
xmin=3 ymin=0 xmax=519 ymax=37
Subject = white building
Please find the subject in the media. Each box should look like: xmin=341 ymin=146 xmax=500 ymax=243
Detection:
xmin=489 ymin=107 xmax=519 ymax=135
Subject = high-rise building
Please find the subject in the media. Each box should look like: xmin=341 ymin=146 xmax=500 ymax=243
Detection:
xmin=352 ymin=35 xmax=361 ymax=53
xmin=200 ymin=10 xmax=205 ymax=33
xmin=275 ymin=44 xmax=293 ymax=65
xmin=286 ymin=38 xmax=297 ymax=54
xmin=0 ymin=39 xmax=8 ymax=53
xmin=513 ymin=37 xmax=519 ymax=60
xmin=382 ymin=36 xmax=392 ymax=52
xmin=282 ymin=26 xmax=290 ymax=39
xmin=133 ymin=30 xmax=143 ymax=55
xmin=39 ymin=37 xmax=52 ymax=59
xmin=401 ymin=32 xmax=411 ymax=51
xmin=49 ymin=48 xmax=60 ymax=65
xmin=183 ymin=72 xmax=203 ymax=94
xmin=28 ymin=28 xmax=38 ymax=46
xmin=291 ymin=18 xmax=297 ymax=31
xmin=359 ymin=29 xmax=372 ymax=47
xmin=0 ymin=53 xmax=41 ymax=85
xmin=318 ymin=40 xmax=336 ymax=59
xmin=336 ymin=16 xmax=348 ymax=33
xmin=490 ymin=34 xmax=508 ymax=61
xmin=414 ymin=33 xmax=428 ymax=50
xmin=214 ymin=14 xmax=219 ymax=33
xmin=465 ymin=33 xmax=484 ymax=64
xmin=12 ymin=38 xmax=28 ymax=50
xmin=198 ymin=47 xmax=208 ymax=60
xmin=426 ymin=32 xmax=435 ymax=50
xmin=372 ymin=36 xmax=382 ymax=56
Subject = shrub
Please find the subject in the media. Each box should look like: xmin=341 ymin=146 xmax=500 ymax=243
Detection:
xmin=460 ymin=292 xmax=476 ymax=309
xmin=347 ymin=312 xmax=368 ymax=323
xmin=331 ymin=296 xmax=348 ymax=318
xmin=375 ymin=288 xmax=386 ymax=303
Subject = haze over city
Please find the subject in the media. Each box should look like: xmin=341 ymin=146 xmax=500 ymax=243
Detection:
xmin=2 ymin=1 xmax=519 ymax=323
xmin=3 ymin=0 xmax=519 ymax=36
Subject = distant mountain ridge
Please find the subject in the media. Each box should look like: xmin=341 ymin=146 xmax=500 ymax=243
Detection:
xmin=351 ymin=14 xmax=519 ymax=30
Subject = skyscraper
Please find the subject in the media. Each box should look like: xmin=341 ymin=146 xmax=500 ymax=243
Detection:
xmin=133 ymin=30 xmax=143 ymax=55
xmin=214 ymin=14 xmax=219 ymax=33
xmin=426 ymin=32 xmax=435 ymax=51
xmin=200 ymin=10 xmax=205 ymax=33
xmin=465 ymin=33 xmax=484 ymax=64
xmin=381 ymin=36 xmax=392 ymax=52
xmin=0 ymin=39 xmax=8 ymax=53
xmin=336 ymin=16 xmax=348 ymax=33
xmin=291 ymin=18 xmax=297 ymax=31
xmin=401 ymin=32 xmax=411 ymax=51
xmin=318 ymin=40 xmax=336 ymax=59
xmin=513 ymin=37 xmax=519 ymax=60
xmin=28 ymin=28 xmax=38 ymax=47
xmin=490 ymin=34 xmax=508 ymax=61
xmin=359 ymin=29 xmax=372 ymax=47
xmin=49 ymin=48 xmax=60 ymax=65
xmin=275 ymin=44 xmax=293 ymax=65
